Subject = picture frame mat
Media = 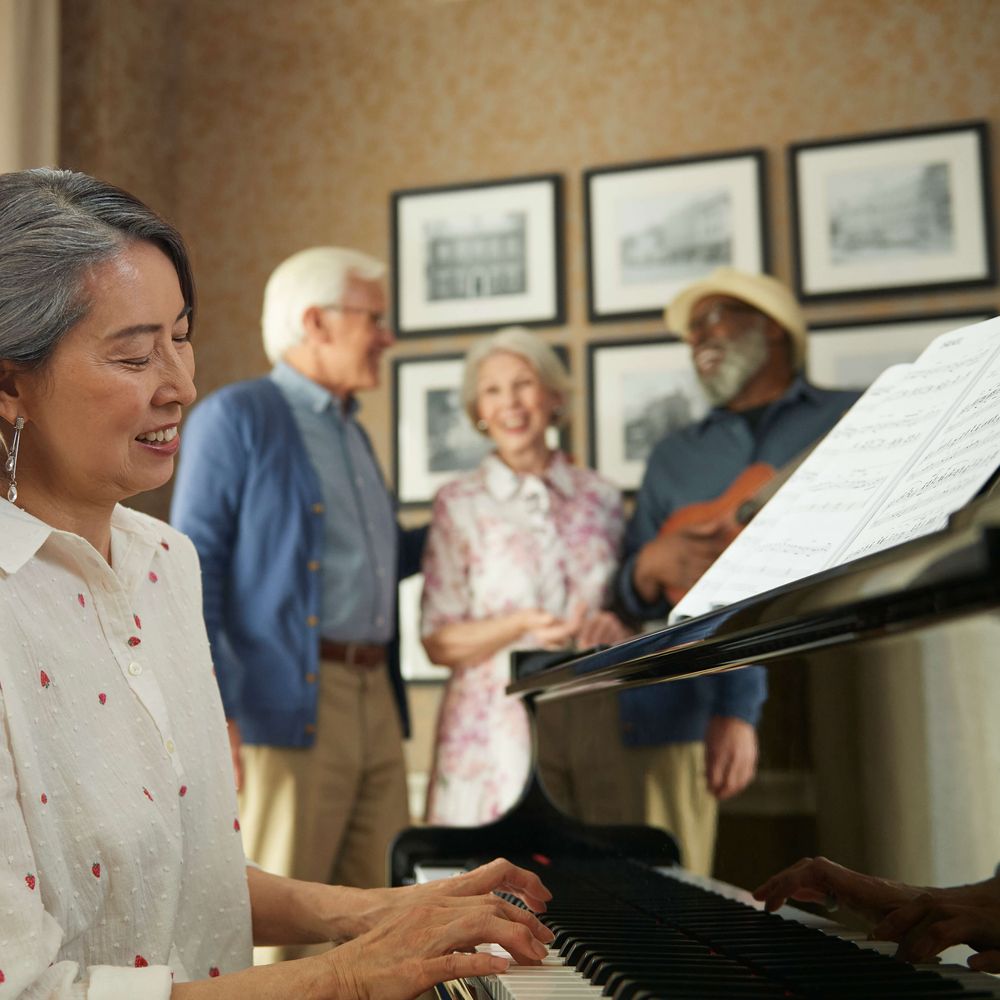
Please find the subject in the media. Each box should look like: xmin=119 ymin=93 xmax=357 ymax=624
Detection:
xmin=394 ymin=354 xmax=489 ymax=505
xmin=588 ymin=152 xmax=766 ymax=318
xmin=588 ymin=338 xmax=710 ymax=491
xmin=809 ymin=312 xmax=996 ymax=389
xmin=794 ymin=125 xmax=993 ymax=296
xmin=395 ymin=177 xmax=560 ymax=334
xmin=398 ymin=573 xmax=449 ymax=682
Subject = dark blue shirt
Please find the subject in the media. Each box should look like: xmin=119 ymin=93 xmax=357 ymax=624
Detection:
xmin=616 ymin=377 xmax=860 ymax=746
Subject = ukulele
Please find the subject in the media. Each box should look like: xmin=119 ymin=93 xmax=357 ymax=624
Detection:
xmin=658 ymin=446 xmax=815 ymax=604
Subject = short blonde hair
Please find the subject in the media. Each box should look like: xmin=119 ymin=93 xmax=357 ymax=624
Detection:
xmin=461 ymin=326 xmax=572 ymax=433
xmin=260 ymin=246 xmax=386 ymax=363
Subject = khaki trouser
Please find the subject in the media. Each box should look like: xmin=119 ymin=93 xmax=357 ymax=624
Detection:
xmin=537 ymin=693 xmax=718 ymax=876
xmin=238 ymin=657 xmax=409 ymax=964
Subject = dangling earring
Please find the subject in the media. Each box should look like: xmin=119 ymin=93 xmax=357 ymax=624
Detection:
xmin=5 ymin=416 xmax=24 ymax=503
xmin=551 ymin=405 xmax=564 ymax=423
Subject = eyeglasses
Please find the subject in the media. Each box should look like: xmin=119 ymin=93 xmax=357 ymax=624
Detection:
xmin=687 ymin=301 xmax=760 ymax=337
xmin=322 ymin=304 xmax=391 ymax=332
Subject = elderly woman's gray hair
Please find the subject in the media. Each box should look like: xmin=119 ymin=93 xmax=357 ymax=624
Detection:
xmin=0 ymin=168 xmax=194 ymax=373
xmin=260 ymin=246 xmax=387 ymax=364
xmin=462 ymin=326 xmax=572 ymax=432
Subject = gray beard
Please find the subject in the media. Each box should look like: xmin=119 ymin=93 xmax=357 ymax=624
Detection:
xmin=696 ymin=327 xmax=770 ymax=405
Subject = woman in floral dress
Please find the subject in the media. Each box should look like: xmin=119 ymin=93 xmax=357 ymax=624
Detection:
xmin=421 ymin=327 xmax=632 ymax=826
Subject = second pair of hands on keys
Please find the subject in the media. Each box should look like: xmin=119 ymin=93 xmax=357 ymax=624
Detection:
xmin=754 ymin=856 xmax=1000 ymax=972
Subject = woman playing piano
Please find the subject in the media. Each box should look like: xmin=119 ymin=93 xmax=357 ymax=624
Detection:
xmin=0 ymin=168 xmax=553 ymax=999
xmin=420 ymin=327 xmax=631 ymax=826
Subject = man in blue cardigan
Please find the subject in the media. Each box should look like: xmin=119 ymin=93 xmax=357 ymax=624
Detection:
xmin=171 ymin=247 xmax=423 ymax=962
xmin=615 ymin=268 xmax=859 ymax=875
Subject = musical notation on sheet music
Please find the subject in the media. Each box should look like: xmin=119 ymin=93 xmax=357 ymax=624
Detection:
xmin=671 ymin=317 xmax=1000 ymax=623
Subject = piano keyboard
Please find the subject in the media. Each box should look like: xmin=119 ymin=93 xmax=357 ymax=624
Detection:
xmin=421 ymin=860 xmax=1000 ymax=1000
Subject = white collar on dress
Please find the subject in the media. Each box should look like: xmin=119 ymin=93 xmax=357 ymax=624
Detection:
xmin=481 ymin=450 xmax=576 ymax=503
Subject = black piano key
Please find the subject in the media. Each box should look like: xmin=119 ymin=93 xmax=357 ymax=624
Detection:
xmin=488 ymin=855 xmax=998 ymax=1000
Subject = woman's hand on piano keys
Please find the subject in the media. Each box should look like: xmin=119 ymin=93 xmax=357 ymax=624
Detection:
xmin=351 ymin=857 xmax=552 ymax=936
xmin=320 ymin=859 xmax=555 ymax=999
xmin=437 ymin=857 xmax=553 ymax=913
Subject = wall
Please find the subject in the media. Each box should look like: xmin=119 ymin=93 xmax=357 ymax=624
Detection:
xmin=59 ymin=0 xmax=1000 ymax=886
xmin=0 ymin=0 xmax=59 ymax=174
xmin=61 ymin=0 xmax=1000 ymax=508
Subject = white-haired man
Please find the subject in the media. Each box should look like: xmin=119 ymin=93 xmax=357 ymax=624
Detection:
xmin=614 ymin=268 xmax=860 ymax=876
xmin=172 ymin=247 xmax=422 ymax=961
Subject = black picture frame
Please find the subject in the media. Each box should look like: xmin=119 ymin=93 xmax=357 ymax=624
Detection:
xmin=390 ymin=173 xmax=564 ymax=337
xmin=586 ymin=335 xmax=708 ymax=493
xmin=789 ymin=121 xmax=996 ymax=302
xmin=583 ymin=149 xmax=769 ymax=324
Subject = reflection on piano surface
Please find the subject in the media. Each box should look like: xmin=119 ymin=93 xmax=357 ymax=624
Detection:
xmin=397 ymin=501 xmax=1000 ymax=999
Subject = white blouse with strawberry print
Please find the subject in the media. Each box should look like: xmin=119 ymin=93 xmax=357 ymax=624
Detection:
xmin=0 ymin=500 xmax=252 ymax=998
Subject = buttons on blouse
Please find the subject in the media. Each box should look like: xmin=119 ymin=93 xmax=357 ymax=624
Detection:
xmin=306 ymin=615 xmax=319 ymax=628
xmin=165 ymin=738 xmax=176 ymax=754
xmin=311 ymin=502 xmax=325 ymax=514
xmin=307 ymin=560 xmax=320 ymax=572
xmin=128 ymin=662 xmax=142 ymax=677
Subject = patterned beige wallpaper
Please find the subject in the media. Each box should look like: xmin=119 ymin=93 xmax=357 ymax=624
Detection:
xmin=60 ymin=0 xmax=1000 ymax=524
xmin=58 ymin=0 xmax=1000 ymax=879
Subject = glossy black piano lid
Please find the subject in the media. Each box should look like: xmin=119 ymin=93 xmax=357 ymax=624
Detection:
xmin=507 ymin=511 xmax=1000 ymax=703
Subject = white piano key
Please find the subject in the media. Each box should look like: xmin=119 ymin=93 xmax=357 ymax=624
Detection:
xmin=474 ymin=942 xmax=604 ymax=998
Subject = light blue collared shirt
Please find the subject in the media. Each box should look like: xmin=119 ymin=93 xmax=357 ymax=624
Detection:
xmin=270 ymin=363 xmax=396 ymax=643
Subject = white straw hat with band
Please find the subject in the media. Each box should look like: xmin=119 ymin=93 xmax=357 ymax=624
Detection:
xmin=665 ymin=267 xmax=808 ymax=370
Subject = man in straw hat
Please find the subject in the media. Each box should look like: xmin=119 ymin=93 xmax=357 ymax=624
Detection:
xmin=613 ymin=267 xmax=859 ymax=875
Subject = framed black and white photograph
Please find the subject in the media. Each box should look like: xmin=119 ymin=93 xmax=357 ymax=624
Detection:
xmin=790 ymin=122 xmax=996 ymax=301
xmin=808 ymin=311 xmax=996 ymax=390
xmin=587 ymin=337 xmax=710 ymax=491
xmin=584 ymin=150 xmax=769 ymax=323
xmin=391 ymin=174 xmax=564 ymax=337
xmin=393 ymin=350 xmax=569 ymax=506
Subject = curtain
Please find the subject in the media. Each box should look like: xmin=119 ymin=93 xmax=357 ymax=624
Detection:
xmin=0 ymin=0 xmax=59 ymax=173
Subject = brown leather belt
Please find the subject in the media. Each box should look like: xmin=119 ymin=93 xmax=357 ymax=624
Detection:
xmin=318 ymin=639 xmax=386 ymax=668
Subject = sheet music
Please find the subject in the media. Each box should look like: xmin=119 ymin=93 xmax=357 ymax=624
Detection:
xmin=671 ymin=316 xmax=1000 ymax=622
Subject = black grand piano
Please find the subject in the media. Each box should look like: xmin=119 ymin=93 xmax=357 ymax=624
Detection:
xmin=392 ymin=494 xmax=1000 ymax=999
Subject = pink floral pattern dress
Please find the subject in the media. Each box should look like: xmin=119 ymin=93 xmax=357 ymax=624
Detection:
xmin=421 ymin=451 xmax=624 ymax=826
